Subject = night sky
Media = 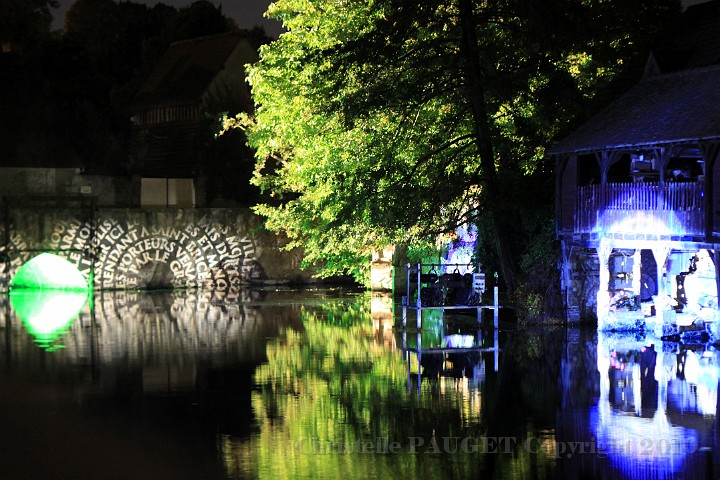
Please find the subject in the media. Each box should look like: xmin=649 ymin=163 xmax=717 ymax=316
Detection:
xmin=52 ymin=0 xmax=284 ymax=38
xmin=51 ymin=0 xmax=705 ymax=41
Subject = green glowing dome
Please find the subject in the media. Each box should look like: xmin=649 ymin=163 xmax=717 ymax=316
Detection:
xmin=9 ymin=253 xmax=89 ymax=350
xmin=10 ymin=289 xmax=88 ymax=351
xmin=10 ymin=252 xmax=88 ymax=290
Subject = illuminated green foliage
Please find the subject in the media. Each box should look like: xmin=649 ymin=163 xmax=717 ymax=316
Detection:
xmin=228 ymin=0 xmax=680 ymax=287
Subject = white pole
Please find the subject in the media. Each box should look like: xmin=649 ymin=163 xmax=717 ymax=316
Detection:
xmin=416 ymin=263 xmax=422 ymax=329
xmin=494 ymin=329 xmax=499 ymax=372
xmin=494 ymin=286 xmax=499 ymax=329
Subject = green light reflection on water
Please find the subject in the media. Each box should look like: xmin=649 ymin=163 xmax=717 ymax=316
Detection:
xmin=10 ymin=289 xmax=88 ymax=351
xmin=9 ymin=253 xmax=90 ymax=351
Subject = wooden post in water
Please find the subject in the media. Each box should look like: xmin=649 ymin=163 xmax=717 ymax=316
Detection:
xmin=416 ymin=330 xmax=422 ymax=394
xmin=701 ymin=447 xmax=713 ymax=480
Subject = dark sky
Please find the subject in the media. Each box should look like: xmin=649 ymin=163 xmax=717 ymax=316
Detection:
xmin=52 ymin=0 xmax=703 ymax=42
xmin=52 ymin=0 xmax=284 ymax=38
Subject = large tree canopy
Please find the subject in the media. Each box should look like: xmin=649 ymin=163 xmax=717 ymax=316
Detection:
xmin=0 ymin=0 xmax=57 ymax=44
xmin=233 ymin=0 xmax=680 ymax=287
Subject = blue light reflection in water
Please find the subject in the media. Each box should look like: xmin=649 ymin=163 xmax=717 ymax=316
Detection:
xmin=559 ymin=328 xmax=720 ymax=480
xmin=592 ymin=333 xmax=710 ymax=478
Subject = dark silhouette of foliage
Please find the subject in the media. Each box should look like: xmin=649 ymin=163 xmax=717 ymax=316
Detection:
xmin=0 ymin=0 xmax=271 ymax=184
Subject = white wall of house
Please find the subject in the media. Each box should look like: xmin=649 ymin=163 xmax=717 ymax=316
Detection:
xmin=140 ymin=178 xmax=195 ymax=208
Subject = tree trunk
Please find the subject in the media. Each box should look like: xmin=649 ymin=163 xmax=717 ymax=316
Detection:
xmin=458 ymin=0 xmax=517 ymax=291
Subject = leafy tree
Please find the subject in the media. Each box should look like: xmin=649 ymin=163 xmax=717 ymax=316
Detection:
xmin=64 ymin=0 xmax=119 ymax=44
xmin=0 ymin=0 xmax=57 ymax=45
xmin=45 ymin=0 xmax=250 ymax=174
xmin=171 ymin=0 xmax=239 ymax=40
xmin=229 ymin=0 xmax=679 ymax=288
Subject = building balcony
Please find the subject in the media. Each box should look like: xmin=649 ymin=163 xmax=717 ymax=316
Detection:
xmin=575 ymin=181 xmax=704 ymax=237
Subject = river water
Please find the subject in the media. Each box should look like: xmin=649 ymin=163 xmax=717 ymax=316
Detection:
xmin=0 ymin=288 xmax=717 ymax=479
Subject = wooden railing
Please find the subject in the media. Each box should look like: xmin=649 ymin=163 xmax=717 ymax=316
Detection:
xmin=576 ymin=181 xmax=704 ymax=235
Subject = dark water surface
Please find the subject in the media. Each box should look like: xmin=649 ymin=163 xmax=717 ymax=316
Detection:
xmin=0 ymin=288 xmax=718 ymax=479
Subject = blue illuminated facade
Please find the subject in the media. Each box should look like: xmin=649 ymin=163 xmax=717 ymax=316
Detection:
xmin=552 ymin=4 xmax=720 ymax=329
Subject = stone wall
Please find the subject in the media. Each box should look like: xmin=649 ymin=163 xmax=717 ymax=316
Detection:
xmin=370 ymin=245 xmax=394 ymax=291
xmin=0 ymin=207 xmax=315 ymax=291
xmin=0 ymin=168 xmax=138 ymax=207
xmin=566 ymin=248 xmax=600 ymax=323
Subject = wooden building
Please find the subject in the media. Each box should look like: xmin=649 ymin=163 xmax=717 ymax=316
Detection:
xmin=551 ymin=1 xmax=720 ymax=330
xmin=129 ymin=32 xmax=258 ymax=207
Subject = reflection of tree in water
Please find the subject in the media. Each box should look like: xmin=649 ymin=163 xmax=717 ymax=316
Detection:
xmin=242 ymin=294 xmax=562 ymax=479
xmin=486 ymin=328 xmax=565 ymax=437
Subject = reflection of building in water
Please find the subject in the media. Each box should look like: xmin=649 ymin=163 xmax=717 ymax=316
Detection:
xmin=669 ymin=348 xmax=719 ymax=417
xmin=0 ymin=289 xmax=306 ymax=375
xmin=371 ymin=292 xmax=396 ymax=349
xmin=591 ymin=333 xmax=717 ymax=478
xmin=399 ymin=324 xmax=497 ymax=413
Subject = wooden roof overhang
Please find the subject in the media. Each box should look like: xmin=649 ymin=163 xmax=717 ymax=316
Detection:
xmin=550 ymin=64 xmax=720 ymax=160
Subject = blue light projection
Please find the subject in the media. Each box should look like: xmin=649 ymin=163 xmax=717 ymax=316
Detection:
xmin=600 ymin=210 xmax=680 ymax=236
xmin=579 ymin=182 xmax=703 ymax=236
xmin=442 ymin=223 xmax=477 ymax=274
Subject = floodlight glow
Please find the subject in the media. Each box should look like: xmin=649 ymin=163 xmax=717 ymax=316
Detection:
xmin=602 ymin=211 xmax=676 ymax=235
xmin=584 ymin=184 xmax=701 ymax=235
xmin=10 ymin=252 xmax=88 ymax=290
xmin=591 ymin=404 xmax=695 ymax=475
xmin=10 ymin=289 xmax=88 ymax=350
xmin=594 ymin=333 xmax=712 ymax=475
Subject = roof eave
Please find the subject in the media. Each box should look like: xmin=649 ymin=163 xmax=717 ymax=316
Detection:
xmin=549 ymin=135 xmax=720 ymax=156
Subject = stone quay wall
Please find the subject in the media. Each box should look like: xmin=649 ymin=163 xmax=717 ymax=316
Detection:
xmin=0 ymin=207 xmax=314 ymax=291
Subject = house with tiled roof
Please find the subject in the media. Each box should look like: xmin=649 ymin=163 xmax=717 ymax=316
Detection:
xmin=129 ymin=32 xmax=258 ymax=207
xmin=552 ymin=0 xmax=720 ymax=330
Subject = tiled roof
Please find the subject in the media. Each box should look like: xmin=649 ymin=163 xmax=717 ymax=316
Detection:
xmin=549 ymin=64 xmax=720 ymax=154
xmin=132 ymin=32 xmax=249 ymax=107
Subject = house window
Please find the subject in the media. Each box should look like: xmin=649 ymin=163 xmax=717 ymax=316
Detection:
xmin=141 ymin=178 xmax=195 ymax=207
